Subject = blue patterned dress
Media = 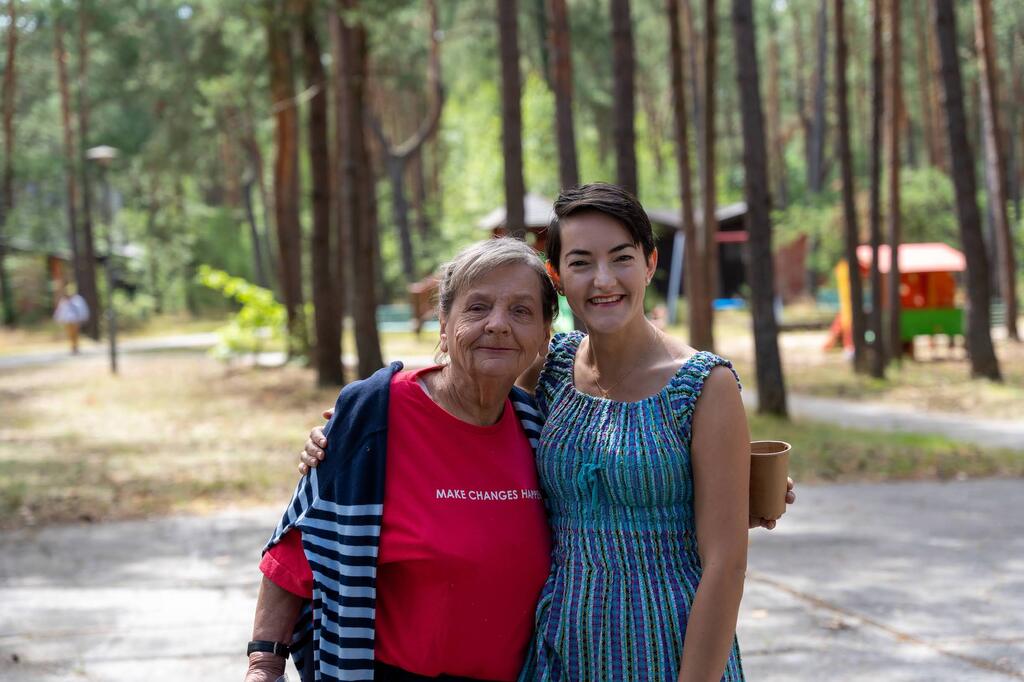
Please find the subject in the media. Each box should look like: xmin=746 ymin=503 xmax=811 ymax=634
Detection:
xmin=520 ymin=332 xmax=745 ymax=681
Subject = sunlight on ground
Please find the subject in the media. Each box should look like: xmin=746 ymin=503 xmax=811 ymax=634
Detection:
xmin=1 ymin=346 xmax=1021 ymax=530
xmin=671 ymin=311 xmax=1024 ymax=421
xmin=0 ymin=315 xmax=225 ymax=356
xmin=0 ymin=354 xmax=338 ymax=529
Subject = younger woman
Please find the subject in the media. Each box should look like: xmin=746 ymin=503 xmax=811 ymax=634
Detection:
xmin=304 ymin=184 xmax=790 ymax=680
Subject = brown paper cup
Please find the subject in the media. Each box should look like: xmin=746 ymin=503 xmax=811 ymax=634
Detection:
xmin=749 ymin=440 xmax=791 ymax=520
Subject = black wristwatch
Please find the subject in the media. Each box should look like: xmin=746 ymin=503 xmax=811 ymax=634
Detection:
xmin=247 ymin=640 xmax=291 ymax=658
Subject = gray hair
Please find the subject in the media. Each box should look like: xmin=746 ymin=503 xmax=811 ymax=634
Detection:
xmin=437 ymin=237 xmax=558 ymax=323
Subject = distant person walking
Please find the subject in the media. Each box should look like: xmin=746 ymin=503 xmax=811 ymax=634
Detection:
xmin=53 ymin=286 xmax=90 ymax=354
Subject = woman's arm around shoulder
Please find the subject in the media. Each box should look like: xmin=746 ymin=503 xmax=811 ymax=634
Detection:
xmin=515 ymin=350 xmax=547 ymax=395
xmin=297 ymin=363 xmax=401 ymax=474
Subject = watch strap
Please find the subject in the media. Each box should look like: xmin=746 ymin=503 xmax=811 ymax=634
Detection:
xmin=247 ymin=640 xmax=291 ymax=658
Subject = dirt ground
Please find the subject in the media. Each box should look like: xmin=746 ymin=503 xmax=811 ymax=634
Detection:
xmin=0 ymin=352 xmax=337 ymax=530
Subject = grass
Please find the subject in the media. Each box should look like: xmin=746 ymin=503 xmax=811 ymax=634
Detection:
xmin=671 ymin=310 xmax=1024 ymax=422
xmin=0 ymin=353 xmax=338 ymax=529
xmin=748 ymin=413 xmax=1024 ymax=483
xmin=726 ymin=329 xmax=1024 ymax=421
xmin=1 ymin=350 xmax=1021 ymax=530
xmin=12 ymin=306 xmax=1018 ymax=420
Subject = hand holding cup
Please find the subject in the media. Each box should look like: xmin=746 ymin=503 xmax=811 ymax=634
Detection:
xmin=749 ymin=440 xmax=791 ymax=521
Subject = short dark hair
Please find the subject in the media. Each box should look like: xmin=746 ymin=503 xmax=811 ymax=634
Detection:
xmin=545 ymin=183 xmax=656 ymax=272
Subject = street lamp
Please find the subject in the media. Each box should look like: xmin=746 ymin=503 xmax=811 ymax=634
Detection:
xmin=86 ymin=145 xmax=119 ymax=374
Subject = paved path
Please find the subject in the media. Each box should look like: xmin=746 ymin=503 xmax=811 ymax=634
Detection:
xmin=1 ymin=479 xmax=1021 ymax=681
xmin=0 ymin=333 xmax=221 ymax=370
xmin=742 ymin=390 xmax=1024 ymax=451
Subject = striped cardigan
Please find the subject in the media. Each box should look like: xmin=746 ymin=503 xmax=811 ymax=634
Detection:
xmin=263 ymin=362 xmax=545 ymax=682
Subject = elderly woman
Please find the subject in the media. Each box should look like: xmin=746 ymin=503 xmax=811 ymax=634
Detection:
xmin=245 ymin=238 xmax=557 ymax=682
xmin=302 ymin=185 xmax=799 ymax=681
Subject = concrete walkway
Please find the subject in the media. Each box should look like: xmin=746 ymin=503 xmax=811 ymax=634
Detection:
xmin=1 ymin=479 xmax=1021 ymax=681
xmin=742 ymin=390 xmax=1024 ymax=451
xmin=0 ymin=333 xmax=221 ymax=370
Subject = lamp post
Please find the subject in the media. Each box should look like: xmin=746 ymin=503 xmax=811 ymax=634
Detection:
xmin=86 ymin=145 xmax=119 ymax=374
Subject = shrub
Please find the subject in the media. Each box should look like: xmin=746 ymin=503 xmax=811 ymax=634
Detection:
xmin=196 ymin=266 xmax=286 ymax=359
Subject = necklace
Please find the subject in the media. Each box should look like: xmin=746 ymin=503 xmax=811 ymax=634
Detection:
xmin=586 ymin=332 xmax=659 ymax=399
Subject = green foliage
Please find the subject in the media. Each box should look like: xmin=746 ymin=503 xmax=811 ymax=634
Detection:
xmin=775 ymin=167 xmax=968 ymax=287
xmin=196 ymin=266 xmax=285 ymax=358
xmin=773 ymin=199 xmax=841 ymax=276
xmin=111 ymin=290 xmax=157 ymax=332
xmin=7 ymin=0 xmax=1024 ymax=326
xmin=899 ymin=168 xmax=959 ymax=246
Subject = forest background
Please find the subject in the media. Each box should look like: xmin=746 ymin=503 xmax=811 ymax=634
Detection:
xmin=0 ymin=0 xmax=1022 ymax=400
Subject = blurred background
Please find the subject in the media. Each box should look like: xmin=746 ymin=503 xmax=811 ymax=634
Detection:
xmin=0 ymin=0 xmax=1022 ymax=680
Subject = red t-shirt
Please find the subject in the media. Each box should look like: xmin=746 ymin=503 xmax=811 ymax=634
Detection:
xmin=261 ymin=367 xmax=552 ymax=681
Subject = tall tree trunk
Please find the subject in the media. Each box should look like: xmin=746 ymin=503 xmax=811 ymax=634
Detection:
xmin=76 ymin=2 xmax=100 ymax=339
xmin=731 ymin=0 xmax=788 ymax=417
xmin=791 ymin=4 xmax=812 ymax=178
xmin=974 ymin=0 xmax=1019 ymax=340
xmin=793 ymin=3 xmax=818 ymax=295
xmin=666 ymin=0 xmax=700 ymax=335
xmin=498 ymin=0 xmax=526 ymax=239
xmin=219 ymin=128 xmax=242 ymax=208
xmin=610 ymin=0 xmax=638 ymax=196
xmin=55 ymin=18 xmax=83 ymax=311
xmin=0 ymin=0 xmax=15 ymax=326
xmin=766 ymin=8 xmax=787 ymax=208
xmin=640 ymin=75 xmax=666 ymax=177
xmin=807 ymin=0 xmax=828 ymax=193
xmin=548 ymin=0 xmax=579 ymax=189
xmin=545 ymin=0 xmax=582 ymax=331
xmin=692 ymin=0 xmax=717 ymax=352
xmin=369 ymin=0 xmax=443 ymax=283
xmin=1 ymin=0 xmax=14 ymax=233
xmin=242 ymin=111 xmax=277 ymax=294
xmin=926 ymin=9 xmax=946 ymax=171
xmin=903 ymin=94 xmax=917 ymax=168
xmin=913 ymin=0 xmax=940 ymax=169
xmin=340 ymin=1 xmax=384 ymax=377
xmin=966 ymin=40 xmax=982 ymax=170
xmin=1014 ymin=30 xmax=1024 ymax=222
xmin=1009 ymin=31 xmax=1022 ymax=223
xmin=932 ymin=0 xmax=1001 ymax=379
xmin=267 ymin=3 xmax=307 ymax=357
xmin=851 ymin=13 xmax=870 ymax=169
xmin=143 ymin=179 xmax=164 ymax=314
xmin=681 ymin=0 xmax=704 ymax=178
xmin=528 ymin=0 xmax=551 ymax=92
xmin=301 ymin=3 xmax=342 ymax=386
xmin=885 ymin=0 xmax=903 ymax=362
xmin=723 ymin=84 xmax=742 ymax=181
xmin=835 ymin=0 xmax=867 ymax=372
xmin=328 ymin=7 xmax=349 ymax=371
xmin=242 ymin=179 xmax=269 ymax=289
xmin=867 ymin=0 xmax=886 ymax=377
xmin=410 ymin=148 xmax=431 ymax=238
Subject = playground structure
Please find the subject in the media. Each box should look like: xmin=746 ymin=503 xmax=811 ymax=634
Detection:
xmin=826 ymin=242 xmax=966 ymax=357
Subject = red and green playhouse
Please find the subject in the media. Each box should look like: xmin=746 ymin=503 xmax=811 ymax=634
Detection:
xmin=827 ymin=242 xmax=966 ymax=355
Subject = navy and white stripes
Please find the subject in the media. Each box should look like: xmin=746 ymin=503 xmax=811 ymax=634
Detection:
xmin=262 ymin=363 xmax=545 ymax=682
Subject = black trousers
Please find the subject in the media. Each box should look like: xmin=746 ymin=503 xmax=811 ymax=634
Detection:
xmin=373 ymin=661 xmax=491 ymax=682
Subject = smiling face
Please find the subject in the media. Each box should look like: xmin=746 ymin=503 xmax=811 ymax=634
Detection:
xmin=440 ymin=263 xmax=552 ymax=383
xmin=558 ymin=211 xmax=657 ymax=336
